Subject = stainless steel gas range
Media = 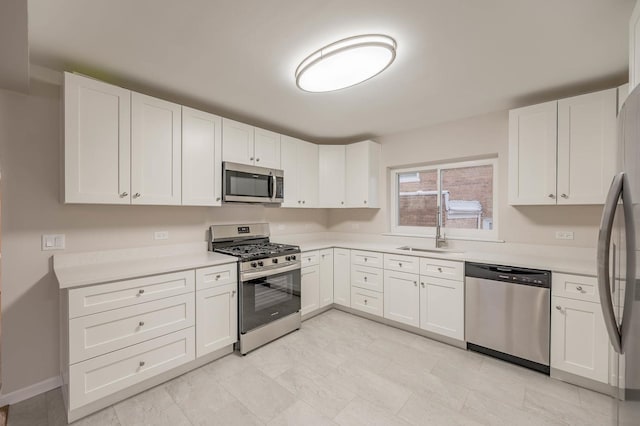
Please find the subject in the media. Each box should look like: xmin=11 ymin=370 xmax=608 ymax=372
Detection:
xmin=209 ymin=223 xmax=301 ymax=355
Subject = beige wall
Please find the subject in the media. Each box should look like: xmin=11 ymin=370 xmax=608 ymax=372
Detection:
xmin=0 ymin=85 xmax=328 ymax=394
xmin=328 ymin=110 xmax=603 ymax=248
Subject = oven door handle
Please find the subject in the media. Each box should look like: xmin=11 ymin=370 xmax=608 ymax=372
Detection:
xmin=241 ymin=262 xmax=301 ymax=281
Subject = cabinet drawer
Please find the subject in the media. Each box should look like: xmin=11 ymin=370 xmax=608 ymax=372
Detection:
xmin=384 ymin=253 xmax=419 ymax=274
xmin=351 ymin=287 xmax=383 ymax=317
xmin=351 ymin=265 xmax=384 ymax=292
xmin=552 ymin=273 xmax=598 ymax=303
xmin=420 ymin=258 xmax=463 ymax=281
xmin=301 ymin=251 xmax=319 ymax=267
xmin=196 ymin=263 xmax=237 ymax=291
xmin=69 ymin=328 xmax=195 ymax=410
xmin=68 ymin=270 xmax=195 ymax=318
xmin=351 ymin=250 xmax=383 ymax=268
xmin=69 ymin=293 xmax=195 ymax=364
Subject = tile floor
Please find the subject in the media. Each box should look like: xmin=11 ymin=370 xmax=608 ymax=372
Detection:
xmin=7 ymin=309 xmax=621 ymax=426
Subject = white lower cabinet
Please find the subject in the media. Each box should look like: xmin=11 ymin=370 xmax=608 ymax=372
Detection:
xmin=383 ymin=270 xmax=420 ymax=327
xmin=351 ymin=286 xmax=384 ymax=317
xmin=551 ymin=295 xmax=609 ymax=383
xmin=301 ymin=264 xmax=320 ymax=316
xmin=69 ymin=328 xmax=195 ymax=410
xmin=319 ymin=249 xmax=334 ymax=307
xmin=196 ymin=282 xmax=237 ymax=357
xmin=419 ymin=276 xmax=464 ymax=340
xmin=333 ymin=248 xmax=351 ymax=307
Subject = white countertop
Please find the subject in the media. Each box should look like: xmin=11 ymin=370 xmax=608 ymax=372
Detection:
xmin=54 ymin=242 xmax=237 ymax=289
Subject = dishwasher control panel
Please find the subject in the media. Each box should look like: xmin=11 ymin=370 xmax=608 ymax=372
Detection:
xmin=466 ymin=263 xmax=551 ymax=288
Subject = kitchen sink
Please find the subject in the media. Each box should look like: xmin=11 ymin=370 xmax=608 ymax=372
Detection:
xmin=396 ymin=246 xmax=464 ymax=254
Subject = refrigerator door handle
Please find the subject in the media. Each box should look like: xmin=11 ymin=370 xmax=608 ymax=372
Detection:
xmin=620 ymin=173 xmax=637 ymax=352
xmin=597 ymin=172 xmax=624 ymax=354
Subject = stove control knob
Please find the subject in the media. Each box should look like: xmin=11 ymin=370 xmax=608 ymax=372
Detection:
xmin=285 ymin=256 xmax=292 ymax=261
xmin=272 ymin=258 xmax=278 ymax=264
xmin=258 ymin=261 xmax=264 ymax=267
xmin=251 ymin=262 xmax=257 ymax=268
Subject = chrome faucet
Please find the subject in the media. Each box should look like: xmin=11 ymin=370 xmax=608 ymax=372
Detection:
xmin=435 ymin=210 xmax=447 ymax=248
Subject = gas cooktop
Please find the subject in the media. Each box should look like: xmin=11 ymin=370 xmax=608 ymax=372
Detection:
xmin=214 ymin=242 xmax=300 ymax=261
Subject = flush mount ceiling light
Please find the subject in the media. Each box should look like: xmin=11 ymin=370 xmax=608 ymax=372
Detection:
xmin=295 ymin=34 xmax=397 ymax=93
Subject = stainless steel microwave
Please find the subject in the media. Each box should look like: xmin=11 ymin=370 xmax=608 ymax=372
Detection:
xmin=222 ymin=162 xmax=284 ymax=204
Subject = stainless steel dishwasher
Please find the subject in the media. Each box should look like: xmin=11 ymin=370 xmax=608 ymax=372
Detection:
xmin=465 ymin=262 xmax=551 ymax=374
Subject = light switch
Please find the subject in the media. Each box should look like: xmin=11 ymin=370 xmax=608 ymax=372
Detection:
xmin=42 ymin=234 xmax=65 ymax=250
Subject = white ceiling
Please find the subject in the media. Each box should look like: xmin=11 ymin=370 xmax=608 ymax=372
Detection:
xmin=28 ymin=0 xmax=635 ymax=142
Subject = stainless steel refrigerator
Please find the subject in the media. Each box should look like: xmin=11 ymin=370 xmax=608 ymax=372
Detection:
xmin=598 ymin=83 xmax=640 ymax=425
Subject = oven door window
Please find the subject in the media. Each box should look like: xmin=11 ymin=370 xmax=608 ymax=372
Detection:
xmin=242 ymin=269 xmax=301 ymax=333
xmin=226 ymin=170 xmax=271 ymax=198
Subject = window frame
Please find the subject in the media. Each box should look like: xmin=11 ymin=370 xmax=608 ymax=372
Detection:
xmin=389 ymin=158 xmax=499 ymax=240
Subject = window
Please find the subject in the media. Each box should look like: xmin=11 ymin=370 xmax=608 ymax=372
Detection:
xmin=390 ymin=158 xmax=498 ymax=239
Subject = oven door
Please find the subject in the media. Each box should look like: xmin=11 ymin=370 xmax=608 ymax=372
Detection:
xmin=240 ymin=267 xmax=301 ymax=333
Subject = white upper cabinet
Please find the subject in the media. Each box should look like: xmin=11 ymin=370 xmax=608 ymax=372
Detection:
xmin=181 ymin=107 xmax=222 ymax=206
xmin=508 ymin=100 xmax=558 ymax=205
xmin=556 ymin=88 xmax=617 ymax=205
xmin=345 ymin=140 xmax=380 ymax=208
xmin=630 ymin=0 xmax=640 ymax=93
xmin=509 ymin=88 xmax=617 ymax=205
xmin=222 ymin=119 xmax=281 ymax=168
xmin=221 ymin=118 xmax=254 ymax=165
xmin=319 ymin=145 xmax=346 ymax=207
xmin=254 ymin=127 xmax=281 ymax=169
xmin=280 ymin=135 xmax=318 ymax=208
xmin=64 ymin=72 xmax=131 ymax=204
xmin=131 ymin=93 xmax=182 ymax=205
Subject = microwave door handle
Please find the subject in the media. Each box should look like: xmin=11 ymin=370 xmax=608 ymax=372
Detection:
xmin=597 ymin=172 xmax=624 ymax=354
xmin=620 ymin=173 xmax=637 ymax=352
xmin=270 ymin=174 xmax=276 ymax=200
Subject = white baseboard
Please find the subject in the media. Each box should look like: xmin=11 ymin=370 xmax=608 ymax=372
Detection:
xmin=0 ymin=376 xmax=62 ymax=406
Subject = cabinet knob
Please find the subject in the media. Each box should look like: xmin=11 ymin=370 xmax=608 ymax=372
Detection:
xmin=216 ymin=197 xmax=221 ymax=201
xmin=231 ymin=290 xmax=236 ymax=297
xmin=561 ymin=194 xmax=568 ymax=199
xmin=555 ymin=305 xmax=562 ymax=311
xmin=138 ymin=289 xmax=145 ymax=295
xmin=576 ymin=286 xmax=583 ymax=292
xmin=134 ymin=193 xmax=141 ymax=198
xmin=399 ymin=262 xmax=403 ymax=267
xmin=215 ymin=274 xmax=221 ymax=280
xmin=364 ymin=258 xmax=368 ymax=262
xmin=341 ymin=201 xmax=344 ymax=205
xmin=364 ymin=299 xmax=368 ymax=305
xmin=437 ymin=267 xmax=443 ymax=272
xmin=421 ymin=282 xmax=425 ymax=288
xmin=414 ymin=281 xmax=417 ymax=286
xmin=256 ymin=158 xmax=260 ymax=162
xmin=364 ymin=200 xmax=367 ymax=204
xmin=364 ymin=276 xmax=368 ymax=281
xmin=250 ymin=157 xmax=254 ymax=161
xmin=548 ymin=194 xmax=555 ymax=199
xmin=139 ymin=321 xmax=145 ymax=327
xmin=302 ymin=200 xmax=306 ymax=204
xmin=139 ymin=361 xmax=145 ymax=367
xmin=298 ymin=200 xmax=301 ymax=204
xmin=120 ymin=192 xmax=128 ymax=197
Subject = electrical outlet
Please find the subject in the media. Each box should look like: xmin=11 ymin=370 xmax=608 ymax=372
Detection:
xmin=154 ymin=231 xmax=169 ymax=240
xmin=555 ymin=231 xmax=574 ymax=240
xmin=42 ymin=234 xmax=65 ymax=250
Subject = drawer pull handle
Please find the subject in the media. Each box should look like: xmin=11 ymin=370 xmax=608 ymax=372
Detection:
xmin=576 ymin=286 xmax=583 ymax=292
xmin=138 ymin=321 xmax=145 ymax=327
xmin=139 ymin=361 xmax=145 ymax=367
xmin=437 ymin=267 xmax=443 ymax=272
xmin=138 ymin=289 xmax=145 ymax=295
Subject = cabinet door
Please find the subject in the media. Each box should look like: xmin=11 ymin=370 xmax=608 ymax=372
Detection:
xmin=301 ymin=265 xmax=320 ymax=316
xmin=557 ymin=88 xmax=617 ymax=205
xmin=508 ymin=101 xmax=558 ymax=205
xmin=182 ymin=107 xmax=222 ymax=206
xmin=222 ymin=118 xmax=254 ymax=165
xmin=319 ymin=145 xmax=346 ymax=207
xmin=419 ymin=276 xmax=464 ymax=340
xmin=383 ymin=270 xmax=420 ymax=327
xmin=297 ymin=140 xmax=319 ymax=207
xmin=333 ymin=248 xmax=351 ymax=307
xmin=280 ymin=135 xmax=300 ymax=207
xmin=64 ymin=72 xmax=131 ymax=204
xmin=196 ymin=283 xmax=238 ymax=357
xmin=346 ymin=141 xmax=379 ymax=207
xmin=551 ymin=296 xmax=609 ymax=383
xmin=131 ymin=92 xmax=182 ymax=205
xmin=254 ymin=127 xmax=281 ymax=169
xmin=319 ymin=249 xmax=334 ymax=307
xmin=630 ymin=0 xmax=640 ymax=93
